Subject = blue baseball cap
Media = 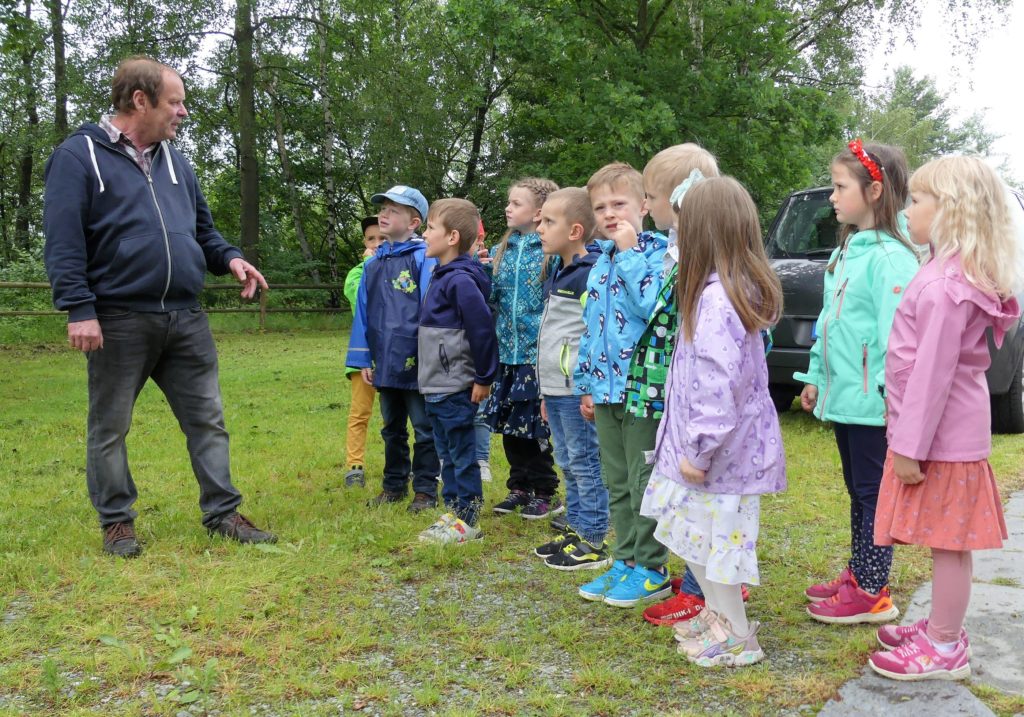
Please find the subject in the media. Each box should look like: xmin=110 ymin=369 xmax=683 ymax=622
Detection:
xmin=370 ymin=185 xmax=429 ymax=221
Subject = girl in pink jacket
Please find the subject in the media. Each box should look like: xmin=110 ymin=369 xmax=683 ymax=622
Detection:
xmin=869 ymin=156 xmax=1021 ymax=681
xmin=640 ymin=177 xmax=785 ymax=668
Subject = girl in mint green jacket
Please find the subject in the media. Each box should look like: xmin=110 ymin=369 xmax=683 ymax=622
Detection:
xmin=795 ymin=141 xmax=919 ymax=625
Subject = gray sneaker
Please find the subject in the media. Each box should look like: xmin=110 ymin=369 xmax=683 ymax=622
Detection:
xmin=344 ymin=466 xmax=365 ymax=487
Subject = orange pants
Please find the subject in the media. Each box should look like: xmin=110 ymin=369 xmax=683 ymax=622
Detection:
xmin=345 ymin=372 xmax=376 ymax=467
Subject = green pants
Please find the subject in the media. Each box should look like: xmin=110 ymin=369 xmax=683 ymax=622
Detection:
xmin=594 ymin=404 xmax=668 ymax=569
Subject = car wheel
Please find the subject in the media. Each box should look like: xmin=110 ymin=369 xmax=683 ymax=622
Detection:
xmin=991 ymin=350 xmax=1024 ymax=434
xmin=769 ymin=386 xmax=797 ymax=414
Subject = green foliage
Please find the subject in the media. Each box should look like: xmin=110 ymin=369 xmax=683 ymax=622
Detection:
xmin=0 ymin=0 xmax=1012 ymax=271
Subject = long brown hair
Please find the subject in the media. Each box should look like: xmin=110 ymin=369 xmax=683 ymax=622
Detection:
xmin=675 ymin=177 xmax=783 ymax=342
xmin=491 ymin=177 xmax=559 ymax=278
xmin=828 ymin=142 xmax=912 ymax=272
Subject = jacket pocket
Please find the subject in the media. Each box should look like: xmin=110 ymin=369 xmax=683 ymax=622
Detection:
xmin=166 ymin=231 xmax=207 ymax=299
xmin=861 ymin=341 xmax=869 ymax=394
xmin=384 ymin=331 xmax=420 ymax=384
xmin=559 ymin=338 xmax=572 ymax=388
xmin=94 ymin=232 xmax=167 ymax=299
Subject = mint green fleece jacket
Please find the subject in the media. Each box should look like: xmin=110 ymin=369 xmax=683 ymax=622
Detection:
xmin=793 ymin=228 xmax=920 ymax=426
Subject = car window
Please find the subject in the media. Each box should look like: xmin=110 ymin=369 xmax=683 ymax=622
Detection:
xmin=769 ymin=193 xmax=838 ymax=257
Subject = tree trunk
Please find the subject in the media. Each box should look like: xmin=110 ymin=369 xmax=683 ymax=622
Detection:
xmin=47 ymin=0 xmax=68 ymax=141
xmin=270 ymin=81 xmax=321 ymax=284
xmin=16 ymin=0 xmax=39 ymax=251
xmin=235 ymin=0 xmax=260 ymax=262
xmin=318 ymin=2 xmax=340 ymax=306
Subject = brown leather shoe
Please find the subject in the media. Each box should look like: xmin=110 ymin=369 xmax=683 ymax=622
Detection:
xmin=407 ymin=492 xmax=438 ymax=513
xmin=208 ymin=511 xmax=277 ymax=544
xmin=103 ymin=521 xmax=142 ymax=558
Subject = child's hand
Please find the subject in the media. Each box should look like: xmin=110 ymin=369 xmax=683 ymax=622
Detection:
xmin=361 ymin=367 xmax=374 ymax=385
xmin=471 ymin=383 xmax=491 ymax=404
xmin=580 ymin=395 xmax=595 ymax=422
xmin=476 ymin=244 xmax=492 ymax=264
xmin=893 ymin=453 xmax=925 ymax=485
xmin=679 ymin=457 xmax=706 ymax=484
xmin=540 ymin=398 xmax=547 ymax=422
xmin=362 ymin=247 xmax=375 ymax=259
xmin=607 ymin=221 xmax=639 ymax=251
xmin=800 ymin=384 xmax=818 ymax=412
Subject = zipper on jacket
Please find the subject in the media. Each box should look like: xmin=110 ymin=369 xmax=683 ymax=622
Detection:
xmin=834 ymin=279 xmax=850 ymax=318
xmin=147 ymin=173 xmax=173 ymax=310
xmin=510 ymin=237 xmax=526 ymax=360
xmin=439 ymin=342 xmax=450 ymax=375
xmin=560 ymin=338 xmax=571 ymax=387
xmin=862 ymin=341 xmax=868 ymax=394
xmin=818 ymin=250 xmax=848 ymax=415
xmin=603 ymin=263 xmax=615 ymax=400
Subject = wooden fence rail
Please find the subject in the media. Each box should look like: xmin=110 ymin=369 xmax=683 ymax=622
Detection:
xmin=0 ymin=282 xmax=348 ymax=331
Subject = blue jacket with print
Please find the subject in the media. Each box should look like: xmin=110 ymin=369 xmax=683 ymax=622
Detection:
xmin=490 ymin=230 xmax=546 ymax=365
xmin=346 ymin=238 xmax=437 ymax=390
xmin=577 ymin=231 xmax=668 ymax=404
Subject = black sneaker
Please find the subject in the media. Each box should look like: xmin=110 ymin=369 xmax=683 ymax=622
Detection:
xmin=544 ymin=536 xmax=611 ymax=571
xmin=367 ymin=490 xmax=405 ymax=507
xmin=208 ymin=512 xmax=278 ymax=544
xmin=102 ymin=521 xmax=142 ymax=558
xmin=534 ymin=530 xmax=578 ymax=559
xmin=521 ymin=494 xmax=564 ymax=520
xmin=550 ymin=513 xmax=569 ymax=533
xmin=492 ymin=489 xmax=532 ymax=515
xmin=407 ymin=492 xmax=438 ymax=513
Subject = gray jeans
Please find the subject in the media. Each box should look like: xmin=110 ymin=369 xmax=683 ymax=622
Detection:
xmin=86 ymin=308 xmax=242 ymax=528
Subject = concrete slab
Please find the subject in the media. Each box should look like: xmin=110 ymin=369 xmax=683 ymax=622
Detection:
xmin=819 ymin=489 xmax=1024 ymax=715
xmin=818 ymin=671 xmax=995 ymax=716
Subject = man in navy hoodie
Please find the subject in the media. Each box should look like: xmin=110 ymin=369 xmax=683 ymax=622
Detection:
xmin=43 ymin=56 xmax=276 ymax=557
xmin=416 ymin=199 xmax=498 ymax=543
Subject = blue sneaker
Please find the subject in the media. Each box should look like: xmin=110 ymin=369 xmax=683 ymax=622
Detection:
xmin=603 ymin=565 xmax=672 ymax=607
xmin=578 ymin=560 xmax=632 ymax=601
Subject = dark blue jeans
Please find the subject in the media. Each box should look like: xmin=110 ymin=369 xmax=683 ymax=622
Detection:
xmin=425 ymin=390 xmax=482 ymax=525
xmin=86 ymin=308 xmax=242 ymax=528
xmin=377 ymin=387 xmax=439 ymax=497
xmin=833 ymin=422 xmax=892 ymax=594
xmin=544 ymin=395 xmax=607 ymax=545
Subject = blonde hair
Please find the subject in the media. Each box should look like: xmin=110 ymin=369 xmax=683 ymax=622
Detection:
xmin=829 ymin=142 xmax=912 ymax=272
xmin=643 ymin=144 xmax=720 ymax=194
xmin=675 ymin=177 xmax=783 ymax=342
xmin=429 ymin=198 xmax=481 ymax=254
xmin=586 ymin=162 xmax=644 ymax=202
xmin=910 ymin=156 xmax=1020 ymax=297
xmin=492 ymin=177 xmax=559 ymax=276
xmin=544 ymin=187 xmax=596 ymax=244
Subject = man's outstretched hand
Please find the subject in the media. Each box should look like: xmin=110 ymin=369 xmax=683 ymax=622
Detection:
xmin=229 ymin=257 xmax=269 ymax=300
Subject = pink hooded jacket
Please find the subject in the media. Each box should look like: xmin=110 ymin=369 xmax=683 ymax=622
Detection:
xmin=885 ymin=254 xmax=1020 ymax=462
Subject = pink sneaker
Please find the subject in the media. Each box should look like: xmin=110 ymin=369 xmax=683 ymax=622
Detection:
xmin=806 ymin=582 xmax=899 ymax=624
xmin=805 ymin=566 xmax=855 ymax=602
xmin=868 ymin=633 xmax=971 ymax=681
xmin=877 ymin=618 xmax=971 ymax=657
xmin=677 ymin=613 xmax=764 ymax=667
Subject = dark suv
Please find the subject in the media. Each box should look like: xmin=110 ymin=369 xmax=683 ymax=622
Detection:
xmin=764 ymin=187 xmax=1024 ymax=433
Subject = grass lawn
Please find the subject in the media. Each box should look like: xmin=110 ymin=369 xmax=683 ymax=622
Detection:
xmin=1 ymin=321 xmax=1023 ymax=716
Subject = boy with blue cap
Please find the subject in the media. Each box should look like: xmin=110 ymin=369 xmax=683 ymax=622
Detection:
xmin=347 ymin=185 xmax=441 ymax=511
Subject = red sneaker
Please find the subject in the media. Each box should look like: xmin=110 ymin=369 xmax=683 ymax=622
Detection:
xmin=643 ymin=591 xmax=705 ymax=626
xmin=805 ymin=566 xmax=855 ymax=602
xmin=807 ymin=582 xmax=899 ymax=624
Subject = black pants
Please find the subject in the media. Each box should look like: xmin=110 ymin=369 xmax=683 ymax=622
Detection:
xmin=833 ymin=422 xmax=892 ymax=594
xmin=377 ymin=387 xmax=439 ymax=497
xmin=502 ymin=433 xmax=558 ymax=497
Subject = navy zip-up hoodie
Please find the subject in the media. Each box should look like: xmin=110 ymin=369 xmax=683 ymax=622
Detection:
xmin=43 ymin=123 xmax=242 ymax=322
xmin=418 ymin=254 xmax=498 ymax=393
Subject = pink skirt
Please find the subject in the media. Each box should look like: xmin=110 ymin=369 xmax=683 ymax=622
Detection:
xmin=874 ymin=451 xmax=1007 ymax=550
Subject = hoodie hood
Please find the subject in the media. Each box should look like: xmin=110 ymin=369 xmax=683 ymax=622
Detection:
xmin=434 ymin=253 xmax=491 ymax=294
xmin=940 ymin=255 xmax=1021 ymax=346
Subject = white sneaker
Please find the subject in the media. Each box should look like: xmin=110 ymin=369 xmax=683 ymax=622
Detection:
xmin=418 ymin=514 xmax=482 ymax=544
xmin=478 ymin=460 xmax=492 ymax=482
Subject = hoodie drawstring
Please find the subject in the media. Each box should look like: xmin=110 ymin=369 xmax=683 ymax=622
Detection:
xmin=161 ymin=141 xmax=178 ymax=185
xmin=84 ymin=136 xmax=105 ymax=194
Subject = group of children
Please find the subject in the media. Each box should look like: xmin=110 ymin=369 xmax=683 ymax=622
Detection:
xmin=341 ymin=141 xmax=1020 ymax=681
